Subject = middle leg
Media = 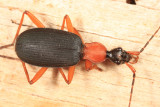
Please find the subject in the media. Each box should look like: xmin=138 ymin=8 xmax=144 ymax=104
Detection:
xmin=58 ymin=66 xmax=75 ymax=84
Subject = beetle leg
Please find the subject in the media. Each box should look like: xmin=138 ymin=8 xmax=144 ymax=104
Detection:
xmin=85 ymin=60 xmax=102 ymax=71
xmin=68 ymin=66 xmax=75 ymax=84
xmin=85 ymin=60 xmax=92 ymax=71
xmin=125 ymin=62 xmax=136 ymax=107
xmin=61 ymin=15 xmax=84 ymax=44
xmin=0 ymin=11 xmax=45 ymax=50
xmin=127 ymin=51 xmax=140 ymax=55
xmin=58 ymin=66 xmax=75 ymax=84
xmin=58 ymin=68 xmax=68 ymax=84
xmin=12 ymin=10 xmax=45 ymax=44
xmin=21 ymin=61 xmax=48 ymax=84
xmin=127 ymin=51 xmax=140 ymax=64
xmin=72 ymin=27 xmax=84 ymax=44
xmin=61 ymin=15 xmax=74 ymax=32
xmin=92 ymin=65 xmax=102 ymax=71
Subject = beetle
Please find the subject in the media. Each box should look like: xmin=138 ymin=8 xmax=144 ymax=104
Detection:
xmin=0 ymin=11 xmax=159 ymax=107
xmin=0 ymin=10 xmax=106 ymax=85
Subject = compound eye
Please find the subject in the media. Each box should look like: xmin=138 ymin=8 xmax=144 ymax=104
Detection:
xmin=115 ymin=60 xmax=121 ymax=65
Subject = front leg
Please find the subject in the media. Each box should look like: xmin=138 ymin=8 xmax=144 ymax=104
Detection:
xmin=127 ymin=51 xmax=140 ymax=64
xmin=85 ymin=60 xmax=102 ymax=71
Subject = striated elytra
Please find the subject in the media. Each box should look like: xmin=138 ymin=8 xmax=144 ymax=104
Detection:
xmin=15 ymin=28 xmax=83 ymax=67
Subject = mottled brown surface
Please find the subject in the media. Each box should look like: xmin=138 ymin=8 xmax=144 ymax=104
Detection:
xmin=0 ymin=0 xmax=160 ymax=107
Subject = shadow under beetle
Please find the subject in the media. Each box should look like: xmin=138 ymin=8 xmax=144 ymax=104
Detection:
xmin=0 ymin=10 xmax=159 ymax=107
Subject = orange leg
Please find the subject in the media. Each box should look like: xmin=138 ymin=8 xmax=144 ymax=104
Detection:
xmin=127 ymin=51 xmax=140 ymax=55
xmin=125 ymin=62 xmax=136 ymax=107
xmin=127 ymin=51 xmax=140 ymax=64
xmin=58 ymin=66 xmax=75 ymax=84
xmin=57 ymin=15 xmax=85 ymax=84
xmin=61 ymin=15 xmax=84 ymax=44
xmin=21 ymin=61 xmax=48 ymax=84
xmin=8 ymin=11 xmax=45 ymax=84
xmin=85 ymin=60 xmax=92 ymax=71
xmin=12 ymin=10 xmax=45 ymax=43
xmin=18 ymin=11 xmax=45 ymax=84
xmin=0 ymin=10 xmax=45 ymax=50
xmin=85 ymin=60 xmax=102 ymax=71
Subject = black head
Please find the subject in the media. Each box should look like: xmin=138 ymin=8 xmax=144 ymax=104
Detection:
xmin=106 ymin=47 xmax=131 ymax=65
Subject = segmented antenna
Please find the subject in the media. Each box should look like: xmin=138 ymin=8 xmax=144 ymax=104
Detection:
xmin=140 ymin=26 xmax=160 ymax=53
xmin=0 ymin=55 xmax=19 ymax=61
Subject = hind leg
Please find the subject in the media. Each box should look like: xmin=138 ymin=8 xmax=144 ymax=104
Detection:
xmin=0 ymin=10 xmax=45 ymax=50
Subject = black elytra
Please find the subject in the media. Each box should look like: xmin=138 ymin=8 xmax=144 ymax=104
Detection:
xmin=15 ymin=28 xmax=83 ymax=67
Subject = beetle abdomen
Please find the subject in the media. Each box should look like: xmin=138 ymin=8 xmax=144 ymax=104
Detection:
xmin=15 ymin=28 xmax=83 ymax=67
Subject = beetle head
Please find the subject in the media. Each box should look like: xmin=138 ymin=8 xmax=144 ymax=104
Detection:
xmin=106 ymin=47 xmax=131 ymax=65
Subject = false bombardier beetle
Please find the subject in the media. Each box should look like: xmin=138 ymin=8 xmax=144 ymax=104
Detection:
xmin=0 ymin=10 xmax=106 ymax=85
xmin=0 ymin=11 xmax=159 ymax=107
